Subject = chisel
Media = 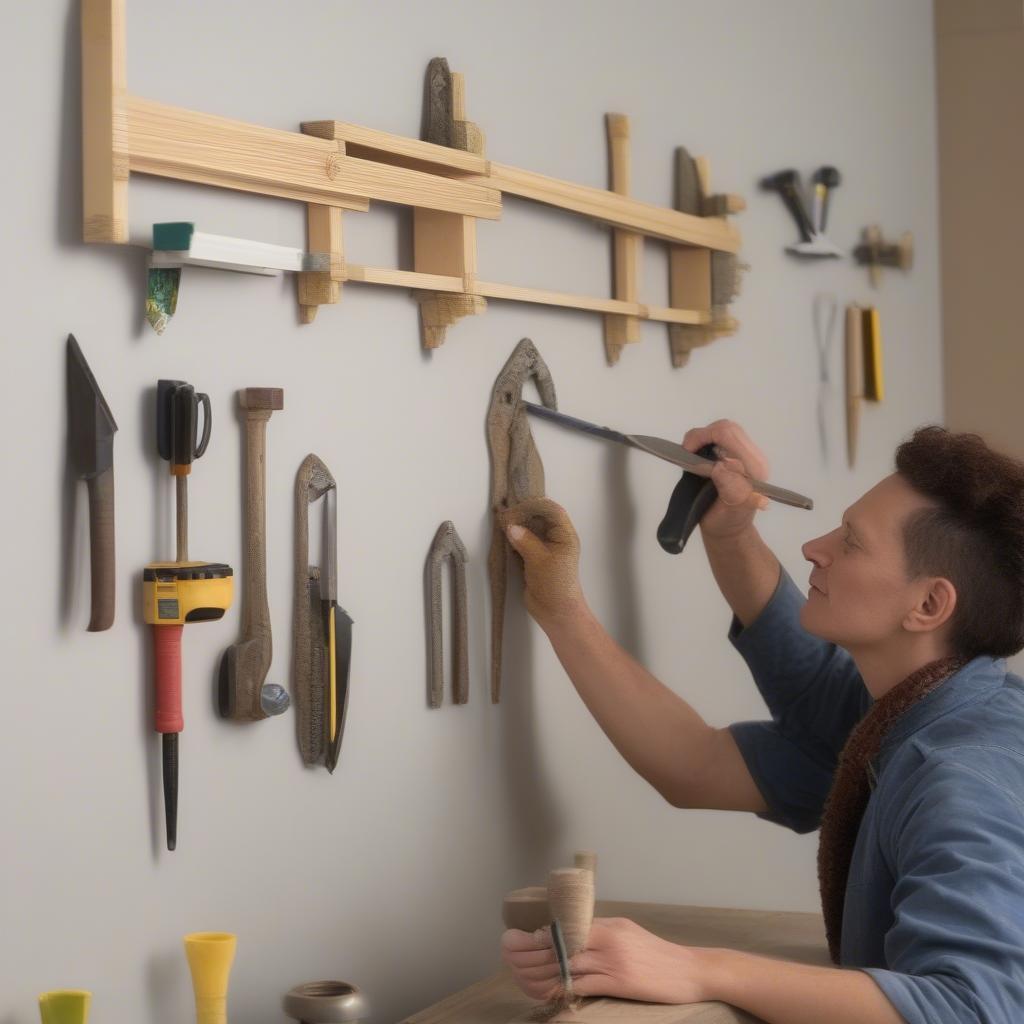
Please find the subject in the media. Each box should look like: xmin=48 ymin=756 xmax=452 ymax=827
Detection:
xmin=67 ymin=335 xmax=118 ymax=631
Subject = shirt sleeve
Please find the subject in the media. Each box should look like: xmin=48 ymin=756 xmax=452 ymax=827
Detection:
xmin=862 ymin=759 xmax=1024 ymax=1024
xmin=726 ymin=567 xmax=869 ymax=833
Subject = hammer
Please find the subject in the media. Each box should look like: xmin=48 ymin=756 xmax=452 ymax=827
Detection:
xmin=760 ymin=169 xmax=815 ymax=242
xmin=812 ymin=165 xmax=841 ymax=233
xmin=218 ymin=388 xmax=290 ymax=721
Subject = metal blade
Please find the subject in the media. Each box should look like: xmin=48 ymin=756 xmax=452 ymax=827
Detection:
xmin=631 ymin=434 xmax=813 ymax=510
xmin=522 ymin=401 xmax=634 ymax=448
xmin=321 ymin=482 xmax=338 ymax=603
xmin=67 ymin=334 xmax=117 ymax=479
xmin=627 ymin=434 xmax=717 ymax=475
xmin=550 ymin=918 xmax=574 ymax=999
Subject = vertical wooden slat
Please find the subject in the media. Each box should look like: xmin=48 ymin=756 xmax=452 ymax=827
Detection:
xmin=82 ymin=0 xmax=128 ymax=242
xmin=604 ymin=114 xmax=642 ymax=364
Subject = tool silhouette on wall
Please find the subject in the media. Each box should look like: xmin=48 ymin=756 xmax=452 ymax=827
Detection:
xmin=760 ymin=166 xmax=842 ymax=258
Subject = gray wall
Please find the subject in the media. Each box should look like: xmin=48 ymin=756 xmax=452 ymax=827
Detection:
xmin=1 ymin=2 xmax=940 ymax=1022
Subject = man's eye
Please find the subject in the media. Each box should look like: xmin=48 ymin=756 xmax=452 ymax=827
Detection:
xmin=842 ymin=534 xmax=856 ymax=551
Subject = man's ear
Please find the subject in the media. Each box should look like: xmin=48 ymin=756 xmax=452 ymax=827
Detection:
xmin=904 ymin=577 xmax=957 ymax=634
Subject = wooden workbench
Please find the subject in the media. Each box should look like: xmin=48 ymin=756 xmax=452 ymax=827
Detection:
xmin=401 ymin=901 xmax=829 ymax=1024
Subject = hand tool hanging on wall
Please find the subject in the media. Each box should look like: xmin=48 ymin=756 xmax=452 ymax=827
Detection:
xmin=218 ymin=388 xmax=290 ymax=722
xmin=760 ymin=167 xmax=842 ymax=258
xmin=283 ymin=982 xmax=369 ymax=1024
xmin=523 ymin=402 xmax=813 ymax=554
xmin=184 ymin=932 xmax=236 ymax=1024
xmin=487 ymin=339 xmax=557 ymax=703
xmin=67 ymin=335 xmax=118 ymax=631
xmin=426 ymin=521 xmax=469 ymax=708
xmin=854 ymin=225 xmax=913 ymax=286
xmin=38 ymin=990 xmax=91 ymax=1024
xmin=144 ymin=380 xmax=233 ymax=850
xmin=293 ymin=455 xmax=353 ymax=772
xmin=844 ymin=304 xmax=884 ymax=468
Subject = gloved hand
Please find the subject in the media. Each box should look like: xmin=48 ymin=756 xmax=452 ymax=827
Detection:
xmin=681 ymin=419 xmax=770 ymax=542
xmin=501 ymin=497 xmax=585 ymax=629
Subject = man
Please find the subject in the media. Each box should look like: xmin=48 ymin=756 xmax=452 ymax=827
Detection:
xmin=499 ymin=421 xmax=1024 ymax=1024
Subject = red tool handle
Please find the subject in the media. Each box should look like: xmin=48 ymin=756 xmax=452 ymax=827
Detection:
xmin=153 ymin=624 xmax=184 ymax=733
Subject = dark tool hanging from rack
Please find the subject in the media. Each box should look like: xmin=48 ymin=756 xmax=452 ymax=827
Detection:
xmin=67 ymin=334 xmax=118 ymax=631
xmin=760 ymin=166 xmax=842 ymax=258
xmin=143 ymin=380 xmax=233 ymax=850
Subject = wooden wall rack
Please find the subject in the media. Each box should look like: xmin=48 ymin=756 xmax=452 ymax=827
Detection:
xmin=82 ymin=0 xmax=744 ymax=365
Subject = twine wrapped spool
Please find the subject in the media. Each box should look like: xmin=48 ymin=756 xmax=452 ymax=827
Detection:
xmin=547 ymin=867 xmax=594 ymax=957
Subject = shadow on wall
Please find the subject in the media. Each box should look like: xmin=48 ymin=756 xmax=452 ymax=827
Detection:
xmin=495 ymin=532 xmax=564 ymax=886
xmin=603 ymin=443 xmax=645 ymax=658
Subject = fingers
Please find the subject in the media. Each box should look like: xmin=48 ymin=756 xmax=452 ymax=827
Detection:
xmin=501 ymin=927 xmax=550 ymax=954
xmin=501 ymin=498 xmax=576 ymax=546
xmin=682 ymin=420 xmax=770 ymax=480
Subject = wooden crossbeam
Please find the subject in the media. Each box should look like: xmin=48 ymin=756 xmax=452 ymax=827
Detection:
xmin=127 ymin=97 xmax=500 ymax=218
xmin=83 ymin=0 xmax=743 ymax=362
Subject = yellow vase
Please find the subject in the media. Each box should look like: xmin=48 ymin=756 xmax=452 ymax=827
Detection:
xmin=38 ymin=990 xmax=91 ymax=1024
xmin=184 ymin=932 xmax=237 ymax=1024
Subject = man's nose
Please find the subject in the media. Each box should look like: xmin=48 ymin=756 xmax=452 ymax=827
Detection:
xmin=802 ymin=532 xmax=834 ymax=566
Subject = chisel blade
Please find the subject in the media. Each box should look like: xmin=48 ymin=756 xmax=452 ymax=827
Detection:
xmin=67 ymin=334 xmax=117 ymax=479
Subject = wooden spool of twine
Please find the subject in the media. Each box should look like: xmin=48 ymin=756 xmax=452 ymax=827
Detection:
xmin=546 ymin=867 xmax=595 ymax=957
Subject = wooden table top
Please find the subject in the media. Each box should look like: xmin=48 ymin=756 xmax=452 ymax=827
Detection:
xmin=401 ymin=900 xmax=829 ymax=1024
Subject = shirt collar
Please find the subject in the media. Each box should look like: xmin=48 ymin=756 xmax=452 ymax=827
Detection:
xmin=876 ymin=655 xmax=1006 ymax=759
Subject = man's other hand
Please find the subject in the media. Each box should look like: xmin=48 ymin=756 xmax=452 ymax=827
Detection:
xmin=501 ymin=497 xmax=585 ymax=630
xmin=501 ymin=918 xmax=712 ymax=1005
xmin=683 ymin=420 xmax=770 ymax=541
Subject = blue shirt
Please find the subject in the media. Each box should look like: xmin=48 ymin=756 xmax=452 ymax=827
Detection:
xmin=728 ymin=568 xmax=1024 ymax=1024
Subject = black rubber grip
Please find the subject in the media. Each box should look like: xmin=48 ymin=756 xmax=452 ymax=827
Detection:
xmin=657 ymin=444 xmax=719 ymax=555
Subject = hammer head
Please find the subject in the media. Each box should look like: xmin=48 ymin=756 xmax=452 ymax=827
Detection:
xmin=813 ymin=165 xmax=841 ymax=188
xmin=759 ymin=169 xmax=800 ymax=193
xmin=238 ymin=387 xmax=284 ymax=412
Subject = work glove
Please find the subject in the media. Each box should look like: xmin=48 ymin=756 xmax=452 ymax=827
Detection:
xmin=501 ymin=497 xmax=584 ymax=629
xmin=682 ymin=419 xmax=770 ymax=541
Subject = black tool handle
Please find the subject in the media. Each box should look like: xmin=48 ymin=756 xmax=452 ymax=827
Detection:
xmin=86 ymin=465 xmax=115 ymax=631
xmin=657 ymin=444 xmax=719 ymax=555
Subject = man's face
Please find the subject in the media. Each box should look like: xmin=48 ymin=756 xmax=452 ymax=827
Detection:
xmin=799 ymin=474 xmax=936 ymax=650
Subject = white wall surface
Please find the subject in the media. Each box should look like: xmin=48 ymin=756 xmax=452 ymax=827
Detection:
xmin=0 ymin=2 xmax=941 ymax=1022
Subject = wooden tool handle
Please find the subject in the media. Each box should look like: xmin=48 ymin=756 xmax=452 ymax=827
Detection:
xmin=86 ymin=465 xmax=115 ymax=631
xmin=241 ymin=411 xmax=271 ymax=638
xmin=153 ymin=625 xmax=184 ymax=733
xmin=238 ymin=389 xmax=282 ymax=639
xmin=845 ymin=305 xmax=864 ymax=468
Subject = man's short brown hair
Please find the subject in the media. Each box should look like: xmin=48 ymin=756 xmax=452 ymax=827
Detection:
xmin=896 ymin=426 xmax=1024 ymax=659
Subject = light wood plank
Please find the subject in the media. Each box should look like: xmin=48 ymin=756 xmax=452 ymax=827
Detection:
xmin=478 ymin=163 xmax=740 ymax=251
xmin=605 ymin=113 xmax=642 ymax=358
xmin=82 ymin=0 xmax=128 ymax=241
xmin=344 ymin=265 xmax=464 ymax=292
xmin=302 ymin=120 xmax=488 ymax=175
xmin=126 ymin=96 xmax=501 ymax=219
